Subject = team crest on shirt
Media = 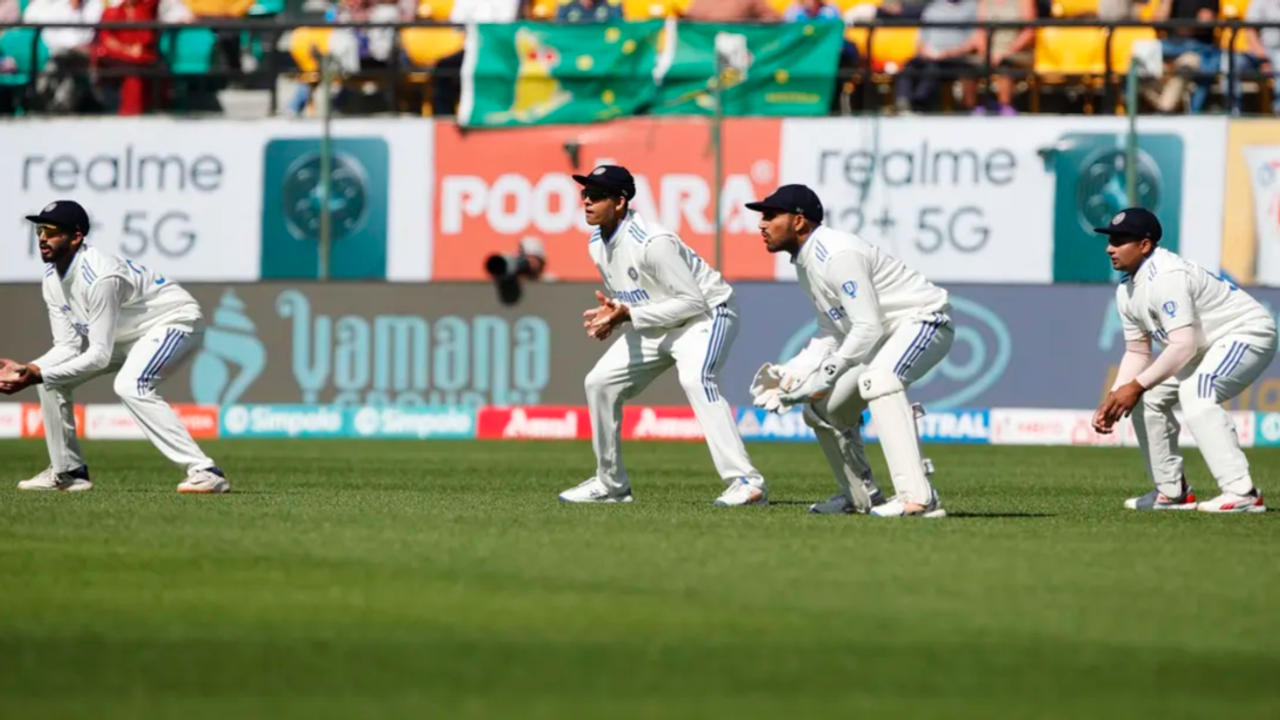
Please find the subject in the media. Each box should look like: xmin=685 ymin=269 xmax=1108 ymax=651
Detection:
xmin=841 ymin=280 xmax=857 ymax=298
xmin=1162 ymin=300 xmax=1177 ymax=317
xmin=627 ymin=267 xmax=639 ymax=281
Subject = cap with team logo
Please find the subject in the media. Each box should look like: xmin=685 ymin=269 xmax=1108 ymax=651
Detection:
xmin=572 ymin=165 xmax=636 ymax=200
xmin=745 ymin=184 xmax=824 ymax=224
xmin=1093 ymin=207 xmax=1162 ymax=243
xmin=25 ymin=200 xmax=90 ymax=235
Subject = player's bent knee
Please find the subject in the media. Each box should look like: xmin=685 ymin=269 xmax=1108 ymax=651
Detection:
xmin=802 ymin=404 xmax=832 ymax=430
xmin=112 ymin=373 xmax=145 ymax=400
xmin=857 ymin=367 xmax=905 ymax=402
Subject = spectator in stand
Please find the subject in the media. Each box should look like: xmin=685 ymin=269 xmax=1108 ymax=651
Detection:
xmin=1149 ymin=0 xmax=1220 ymax=112
xmin=895 ymin=0 xmax=981 ymax=113
xmin=91 ymin=0 xmax=160 ymax=115
xmin=1242 ymin=0 xmax=1280 ymax=114
xmin=431 ymin=0 xmax=522 ymax=116
xmin=977 ymin=0 xmax=1035 ymax=115
xmin=22 ymin=0 xmax=103 ymax=112
xmin=682 ymin=0 xmax=779 ymax=21
xmin=557 ymin=0 xmax=623 ymax=22
xmin=784 ymin=0 xmax=839 ymax=20
xmin=183 ymin=0 xmax=252 ymax=74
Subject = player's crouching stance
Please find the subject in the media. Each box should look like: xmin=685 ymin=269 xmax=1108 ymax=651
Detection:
xmin=558 ymin=165 xmax=768 ymax=506
xmin=1 ymin=201 xmax=228 ymax=494
xmin=745 ymin=185 xmax=952 ymax=517
xmin=1093 ymin=208 xmax=1273 ymax=513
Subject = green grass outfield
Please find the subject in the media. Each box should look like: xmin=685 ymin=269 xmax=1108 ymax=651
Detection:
xmin=1 ymin=439 xmax=1277 ymax=719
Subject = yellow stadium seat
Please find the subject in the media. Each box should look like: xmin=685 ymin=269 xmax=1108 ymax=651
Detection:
xmin=1034 ymin=26 xmax=1104 ymax=75
xmin=1220 ymin=0 xmax=1252 ymax=51
xmin=529 ymin=0 xmax=558 ymax=19
xmin=623 ymin=0 xmax=658 ymax=17
xmin=866 ymin=26 xmax=918 ymax=72
xmin=768 ymin=0 xmax=791 ymax=14
xmin=833 ymin=0 xmax=880 ymax=10
xmin=1050 ymin=0 xmax=1098 ymax=16
xmin=1220 ymin=0 xmax=1250 ymax=17
xmin=289 ymin=27 xmax=331 ymax=73
xmin=402 ymin=27 xmax=466 ymax=66
xmin=1108 ymin=25 xmax=1157 ymax=74
xmin=416 ymin=0 xmax=453 ymax=19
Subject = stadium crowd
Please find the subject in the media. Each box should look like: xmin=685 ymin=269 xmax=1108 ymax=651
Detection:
xmin=0 ymin=0 xmax=1276 ymax=115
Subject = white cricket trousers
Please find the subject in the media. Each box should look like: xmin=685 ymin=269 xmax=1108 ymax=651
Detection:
xmin=585 ymin=301 xmax=762 ymax=494
xmin=805 ymin=311 xmax=954 ymax=498
xmin=1132 ymin=334 xmax=1276 ymax=497
xmin=40 ymin=323 xmax=215 ymax=475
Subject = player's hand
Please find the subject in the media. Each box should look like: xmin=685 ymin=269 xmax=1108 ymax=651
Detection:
xmin=778 ymin=358 xmax=841 ymax=406
xmin=1098 ymin=380 xmax=1144 ymax=429
xmin=582 ymin=290 xmax=628 ymax=341
xmin=0 ymin=361 xmax=36 ymax=395
xmin=1091 ymin=405 xmax=1114 ymax=434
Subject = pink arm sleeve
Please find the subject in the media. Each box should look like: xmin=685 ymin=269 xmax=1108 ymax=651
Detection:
xmin=1134 ymin=326 xmax=1198 ymax=389
xmin=1112 ymin=339 xmax=1153 ymax=390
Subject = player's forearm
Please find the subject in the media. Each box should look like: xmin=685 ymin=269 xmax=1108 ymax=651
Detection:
xmin=39 ymin=344 xmax=113 ymax=386
xmin=1134 ymin=328 xmax=1197 ymax=389
xmin=832 ymin=322 xmax=881 ymax=369
xmin=628 ymin=296 xmax=708 ymax=330
xmin=29 ymin=345 xmax=79 ymax=371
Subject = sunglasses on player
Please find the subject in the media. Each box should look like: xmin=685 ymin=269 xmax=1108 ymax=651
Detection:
xmin=580 ymin=187 xmax=618 ymax=202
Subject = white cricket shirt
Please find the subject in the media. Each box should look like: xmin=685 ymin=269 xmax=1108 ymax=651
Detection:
xmin=1117 ymin=247 xmax=1276 ymax=351
xmin=37 ymin=245 xmax=202 ymax=385
xmin=794 ymin=224 xmax=949 ymax=366
xmin=588 ymin=210 xmax=733 ymax=333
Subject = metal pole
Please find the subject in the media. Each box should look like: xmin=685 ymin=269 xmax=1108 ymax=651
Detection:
xmin=319 ymin=52 xmax=333 ymax=281
xmin=712 ymin=52 xmax=724 ymax=273
xmin=1125 ymin=61 xmax=1138 ymax=207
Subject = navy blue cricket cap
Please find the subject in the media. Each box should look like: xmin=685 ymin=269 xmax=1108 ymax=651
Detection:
xmin=1093 ymin=207 xmax=1162 ymax=244
xmin=25 ymin=200 xmax=90 ymax=236
xmin=572 ymin=165 xmax=636 ymax=200
xmin=745 ymin=184 xmax=824 ymax=224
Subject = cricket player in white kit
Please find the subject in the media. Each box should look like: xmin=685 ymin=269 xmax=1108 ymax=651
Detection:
xmin=1093 ymin=208 xmax=1274 ymax=513
xmin=745 ymin=185 xmax=952 ymax=517
xmin=558 ymin=165 xmax=768 ymax=506
xmin=1 ymin=201 xmax=229 ymax=493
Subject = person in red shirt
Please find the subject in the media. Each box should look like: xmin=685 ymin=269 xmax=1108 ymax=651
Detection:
xmin=91 ymin=0 xmax=159 ymax=115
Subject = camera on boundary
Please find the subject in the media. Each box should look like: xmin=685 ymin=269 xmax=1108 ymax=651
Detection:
xmin=485 ymin=237 xmax=549 ymax=306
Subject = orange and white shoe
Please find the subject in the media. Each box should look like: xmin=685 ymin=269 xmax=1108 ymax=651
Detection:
xmin=177 ymin=466 xmax=230 ymax=494
xmin=1196 ymin=489 xmax=1265 ymax=514
xmin=1123 ymin=486 xmax=1197 ymax=511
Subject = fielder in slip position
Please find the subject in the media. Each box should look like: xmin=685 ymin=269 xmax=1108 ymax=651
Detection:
xmin=558 ymin=165 xmax=768 ymax=506
xmin=745 ymin=185 xmax=952 ymax=518
xmin=1 ymin=201 xmax=229 ymax=494
xmin=1093 ymin=208 xmax=1274 ymax=513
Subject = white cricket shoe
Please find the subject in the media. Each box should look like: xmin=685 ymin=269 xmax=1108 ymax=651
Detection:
xmin=1196 ymin=489 xmax=1266 ymax=514
xmin=1123 ymin=484 xmax=1197 ymax=511
xmin=870 ymin=489 xmax=946 ymax=518
xmin=808 ymin=493 xmax=854 ymax=514
xmin=178 ymin=467 xmax=230 ymax=494
xmin=558 ymin=477 xmax=633 ymax=504
xmin=713 ymin=478 xmax=767 ymax=507
xmin=17 ymin=467 xmax=92 ymax=492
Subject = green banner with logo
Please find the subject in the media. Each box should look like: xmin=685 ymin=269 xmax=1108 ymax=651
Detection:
xmin=458 ymin=20 xmax=842 ymax=128
xmin=652 ymin=21 xmax=843 ymax=117
xmin=459 ymin=21 xmax=664 ymax=128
